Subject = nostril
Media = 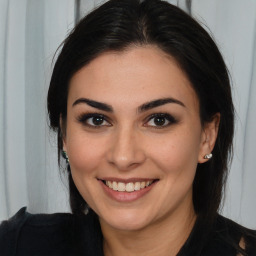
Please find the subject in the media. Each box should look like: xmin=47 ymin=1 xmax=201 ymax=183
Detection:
xmin=107 ymin=152 xmax=147 ymax=171
xmin=106 ymin=132 xmax=146 ymax=169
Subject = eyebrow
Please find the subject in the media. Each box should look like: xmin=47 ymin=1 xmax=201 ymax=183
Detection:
xmin=138 ymin=98 xmax=185 ymax=113
xmin=72 ymin=98 xmax=113 ymax=112
xmin=72 ymin=97 xmax=185 ymax=113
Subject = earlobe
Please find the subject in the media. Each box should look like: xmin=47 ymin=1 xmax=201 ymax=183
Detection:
xmin=198 ymin=113 xmax=220 ymax=163
xmin=59 ymin=115 xmax=67 ymax=151
xmin=60 ymin=118 xmax=69 ymax=164
xmin=62 ymin=139 xmax=67 ymax=151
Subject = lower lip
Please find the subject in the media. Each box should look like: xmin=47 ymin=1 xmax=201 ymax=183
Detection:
xmin=99 ymin=181 xmax=157 ymax=202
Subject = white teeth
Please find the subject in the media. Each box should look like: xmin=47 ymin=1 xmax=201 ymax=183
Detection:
xmin=105 ymin=180 xmax=153 ymax=192
xmin=106 ymin=181 xmax=113 ymax=188
xmin=126 ymin=182 xmax=134 ymax=192
xmin=113 ymin=181 xmax=118 ymax=191
xmin=134 ymin=182 xmax=140 ymax=191
xmin=117 ymin=182 xmax=126 ymax=192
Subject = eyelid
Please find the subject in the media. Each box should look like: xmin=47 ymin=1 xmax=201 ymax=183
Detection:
xmin=76 ymin=112 xmax=177 ymax=129
xmin=143 ymin=113 xmax=177 ymax=128
xmin=77 ymin=112 xmax=112 ymax=127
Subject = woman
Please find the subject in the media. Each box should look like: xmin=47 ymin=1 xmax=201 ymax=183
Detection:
xmin=1 ymin=0 xmax=255 ymax=255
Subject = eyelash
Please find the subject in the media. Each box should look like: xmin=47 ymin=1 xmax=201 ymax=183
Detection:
xmin=77 ymin=113 xmax=177 ymax=129
xmin=77 ymin=113 xmax=111 ymax=129
xmin=144 ymin=113 xmax=177 ymax=129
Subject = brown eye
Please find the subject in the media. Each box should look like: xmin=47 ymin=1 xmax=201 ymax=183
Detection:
xmin=77 ymin=113 xmax=111 ymax=128
xmin=152 ymin=116 xmax=167 ymax=126
xmin=91 ymin=116 xmax=104 ymax=125
xmin=145 ymin=113 xmax=177 ymax=128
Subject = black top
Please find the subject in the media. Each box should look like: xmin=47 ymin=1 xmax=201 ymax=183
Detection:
xmin=0 ymin=207 xmax=255 ymax=256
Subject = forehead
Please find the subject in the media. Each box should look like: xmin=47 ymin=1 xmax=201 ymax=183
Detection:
xmin=68 ymin=46 xmax=199 ymax=112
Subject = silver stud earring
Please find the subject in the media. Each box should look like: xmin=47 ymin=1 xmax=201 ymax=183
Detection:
xmin=62 ymin=151 xmax=69 ymax=164
xmin=204 ymin=153 xmax=213 ymax=159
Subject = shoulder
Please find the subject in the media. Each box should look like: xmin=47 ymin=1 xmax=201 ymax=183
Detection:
xmin=0 ymin=207 xmax=102 ymax=256
xmin=205 ymin=215 xmax=256 ymax=255
xmin=0 ymin=207 xmax=31 ymax=255
xmin=182 ymin=214 xmax=256 ymax=256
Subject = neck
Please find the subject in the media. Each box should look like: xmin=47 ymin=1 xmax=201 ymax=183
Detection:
xmin=101 ymin=202 xmax=196 ymax=256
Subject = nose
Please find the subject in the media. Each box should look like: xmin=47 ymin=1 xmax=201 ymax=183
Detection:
xmin=107 ymin=127 xmax=146 ymax=171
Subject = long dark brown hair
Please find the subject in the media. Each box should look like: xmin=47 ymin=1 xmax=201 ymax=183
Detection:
xmin=48 ymin=0 xmax=235 ymax=250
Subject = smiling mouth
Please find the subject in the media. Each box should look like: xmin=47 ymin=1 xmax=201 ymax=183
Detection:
xmin=101 ymin=180 xmax=158 ymax=192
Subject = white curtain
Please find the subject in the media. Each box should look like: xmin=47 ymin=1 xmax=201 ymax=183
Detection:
xmin=191 ymin=0 xmax=256 ymax=229
xmin=1 ymin=0 xmax=256 ymax=229
xmin=0 ymin=0 xmax=75 ymax=220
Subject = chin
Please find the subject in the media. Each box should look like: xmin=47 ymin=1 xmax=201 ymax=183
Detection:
xmin=99 ymin=209 xmax=154 ymax=232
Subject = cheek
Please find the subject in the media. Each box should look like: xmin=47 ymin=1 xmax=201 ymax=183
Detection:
xmin=66 ymin=131 xmax=107 ymax=174
xmin=148 ymin=128 xmax=201 ymax=175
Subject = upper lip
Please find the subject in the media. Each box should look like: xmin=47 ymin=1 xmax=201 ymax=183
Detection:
xmin=98 ymin=177 xmax=158 ymax=183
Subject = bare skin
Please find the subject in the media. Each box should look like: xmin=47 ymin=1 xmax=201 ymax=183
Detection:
xmin=63 ymin=46 xmax=219 ymax=256
xmin=237 ymin=238 xmax=246 ymax=256
xmin=101 ymin=192 xmax=196 ymax=256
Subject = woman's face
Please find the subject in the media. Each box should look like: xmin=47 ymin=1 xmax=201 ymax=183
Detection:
xmin=63 ymin=46 xmax=216 ymax=231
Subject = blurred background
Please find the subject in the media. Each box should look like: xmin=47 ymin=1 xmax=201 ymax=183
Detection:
xmin=0 ymin=0 xmax=256 ymax=228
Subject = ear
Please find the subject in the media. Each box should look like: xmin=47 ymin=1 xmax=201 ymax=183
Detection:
xmin=60 ymin=115 xmax=67 ymax=152
xmin=198 ymin=113 xmax=220 ymax=163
